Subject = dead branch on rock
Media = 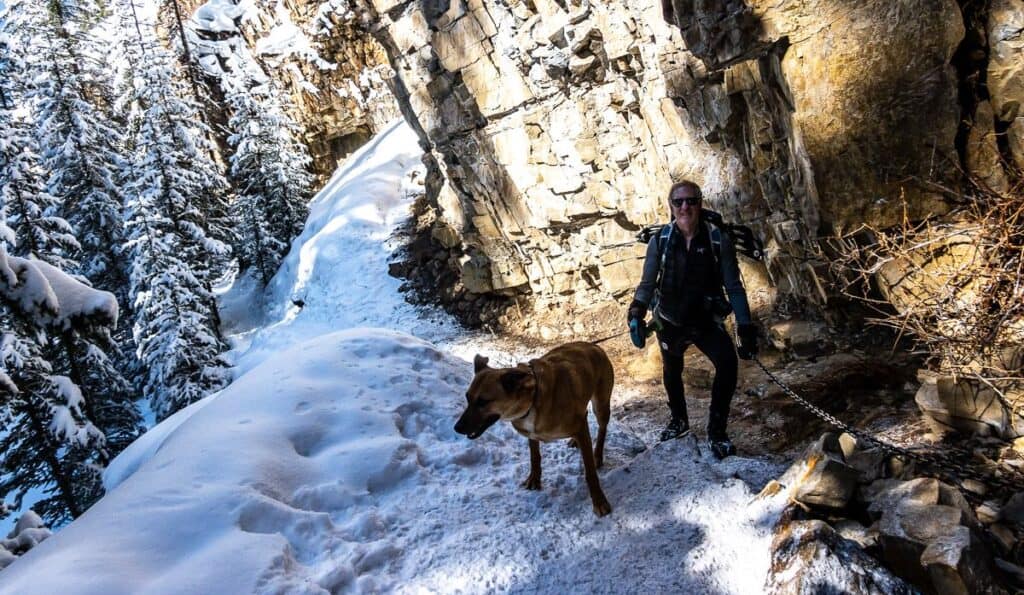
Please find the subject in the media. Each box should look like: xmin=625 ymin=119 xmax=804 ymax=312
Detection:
xmin=827 ymin=177 xmax=1024 ymax=394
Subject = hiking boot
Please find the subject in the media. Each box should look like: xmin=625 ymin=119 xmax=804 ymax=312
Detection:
xmin=707 ymin=436 xmax=736 ymax=460
xmin=659 ymin=417 xmax=691 ymax=442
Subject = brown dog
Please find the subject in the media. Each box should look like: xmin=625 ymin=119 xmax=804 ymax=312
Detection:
xmin=454 ymin=342 xmax=614 ymax=516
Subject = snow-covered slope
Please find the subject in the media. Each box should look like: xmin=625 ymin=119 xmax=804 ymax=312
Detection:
xmin=0 ymin=120 xmax=787 ymax=594
xmin=219 ymin=118 xmax=459 ymax=376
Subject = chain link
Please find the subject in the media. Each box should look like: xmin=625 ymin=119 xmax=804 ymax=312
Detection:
xmin=753 ymin=357 xmax=1024 ymax=497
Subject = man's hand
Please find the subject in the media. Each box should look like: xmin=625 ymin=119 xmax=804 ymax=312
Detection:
xmin=737 ymin=323 xmax=758 ymax=360
xmin=628 ymin=300 xmax=648 ymax=348
xmin=627 ymin=300 xmax=647 ymax=323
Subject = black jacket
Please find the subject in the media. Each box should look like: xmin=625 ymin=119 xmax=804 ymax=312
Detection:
xmin=633 ymin=217 xmax=752 ymax=327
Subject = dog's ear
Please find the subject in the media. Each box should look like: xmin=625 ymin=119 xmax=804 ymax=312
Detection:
xmin=499 ymin=370 xmax=530 ymax=393
xmin=473 ymin=354 xmax=490 ymax=373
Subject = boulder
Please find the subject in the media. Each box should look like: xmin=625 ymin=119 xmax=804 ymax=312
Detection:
xmin=766 ymin=513 xmax=915 ymax=594
xmin=780 ymin=433 xmax=860 ymax=511
xmin=987 ymin=0 xmax=1024 ymax=125
xmin=845 ymin=447 xmax=888 ymax=485
xmin=998 ymin=491 xmax=1024 ymax=525
xmin=833 ymin=519 xmax=878 ymax=550
xmin=915 ymin=374 xmax=1021 ymax=440
xmin=863 ymin=478 xmax=995 ymax=594
xmin=966 ymin=101 xmax=1010 ymax=194
xmin=767 ymin=320 xmax=833 ymax=357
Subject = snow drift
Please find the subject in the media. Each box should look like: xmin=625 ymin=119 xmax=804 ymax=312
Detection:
xmin=0 ymin=328 xmax=785 ymax=594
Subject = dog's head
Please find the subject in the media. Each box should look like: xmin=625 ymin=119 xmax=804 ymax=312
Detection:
xmin=454 ymin=355 xmax=536 ymax=439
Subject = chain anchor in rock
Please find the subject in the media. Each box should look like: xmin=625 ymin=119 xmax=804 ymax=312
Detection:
xmin=751 ymin=356 xmax=1024 ymax=498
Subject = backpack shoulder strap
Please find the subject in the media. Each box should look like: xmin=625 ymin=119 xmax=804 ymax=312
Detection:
xmin=655 ymin=223 xmax=674 ymax=291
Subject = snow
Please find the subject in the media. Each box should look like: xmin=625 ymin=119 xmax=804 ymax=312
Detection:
xmin=0 ymin=250 xmax=118 ymax=330
xmin=31 ymin=259 xmax=118 ymax=328
xmin=0 ymin=121 xmax=790 ymax=593
xmin=228 ymin=118 xmax=460 ymax=376
xmin=193 ymin=0 xmax=248 ymax=33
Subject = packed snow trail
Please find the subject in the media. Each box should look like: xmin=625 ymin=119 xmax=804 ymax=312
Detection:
xmin=0 ymin=120 xmax=788 ymax=594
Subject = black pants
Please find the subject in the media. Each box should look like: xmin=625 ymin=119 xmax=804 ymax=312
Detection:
xmin=656 ymin=319 xmax=738 ymax=439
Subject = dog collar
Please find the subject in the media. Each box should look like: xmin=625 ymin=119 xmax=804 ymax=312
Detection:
xmin=515 ymin=362 xmax=540 ymax=421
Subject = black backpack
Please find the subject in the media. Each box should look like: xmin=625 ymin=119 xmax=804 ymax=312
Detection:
xmin=636 ymin=211 xmax=763 ymax=319
xmin=635 ymin=210 xmax=764 ymax=265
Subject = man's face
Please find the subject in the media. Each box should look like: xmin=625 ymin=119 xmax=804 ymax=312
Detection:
xmin=670 ymin=188 xmax=701 ymax=226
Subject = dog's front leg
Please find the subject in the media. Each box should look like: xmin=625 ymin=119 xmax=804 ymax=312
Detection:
xmin=575 ymin=429 xmax=612 ymax=516
xmin=522 ymin=439 xmax=542 ymax=490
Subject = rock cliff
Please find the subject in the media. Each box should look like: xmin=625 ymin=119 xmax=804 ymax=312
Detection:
xmin=356 ymin=0 xmax=974 ymax=335
xmin=191 ymin=0 xmax=1024 ymax=337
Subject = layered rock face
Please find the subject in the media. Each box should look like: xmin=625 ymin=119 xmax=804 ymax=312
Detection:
xmin=185 ymin=0 xmax=1024 ymax=336
xmin=346 ymin=0 xmax=974 ymax=333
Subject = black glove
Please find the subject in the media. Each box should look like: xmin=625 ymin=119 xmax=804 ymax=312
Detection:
xmin=627 ymin=299 xmax=647 ymax=323
xmin=737 ymin=323 xmax=758 ymax=360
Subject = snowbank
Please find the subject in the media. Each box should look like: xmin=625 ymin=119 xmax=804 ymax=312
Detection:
xmin=0 ymin=329 xmax=471 ymax=594
xmin=0 ymin=328 xmax=785 ymax=594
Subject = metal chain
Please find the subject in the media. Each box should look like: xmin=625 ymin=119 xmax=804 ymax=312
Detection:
xmin=753 ymin=357 xmax=1024 ymax=497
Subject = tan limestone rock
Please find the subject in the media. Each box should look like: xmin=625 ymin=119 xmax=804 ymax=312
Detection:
xmin=966 ymin=101 xmax=1010 ymax=193
xmin=988 ymin=0 xmax=1024 ymax=124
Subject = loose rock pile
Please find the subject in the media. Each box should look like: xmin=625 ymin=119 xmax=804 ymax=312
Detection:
xmin=764 ymin=430 xmax=1024 ymax=593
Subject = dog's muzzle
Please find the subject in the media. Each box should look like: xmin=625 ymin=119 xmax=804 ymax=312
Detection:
xmin=454 ymin=413 xmax=500 ymax=440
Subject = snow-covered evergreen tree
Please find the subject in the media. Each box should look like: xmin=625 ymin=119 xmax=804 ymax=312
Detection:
xmin=26 ymin=0 xmax=131 ymax=305
xmin=227 ymin=83 xmax=313 ymax=284
xmin=1 ymin=7 xmax=143 ymax=525
xmin=0 ymin=249 xmax=107 ymax=527
xmin=125 ymin=205 xmax=231 ymax=420
xmin=118 ymin=0 xmax=233 ymax=420
xmin=0 ymin=6 xmax=79 ymax=270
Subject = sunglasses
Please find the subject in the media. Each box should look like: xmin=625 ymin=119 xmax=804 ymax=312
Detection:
xmin=670 ymin=196 xmax=701 ymax=207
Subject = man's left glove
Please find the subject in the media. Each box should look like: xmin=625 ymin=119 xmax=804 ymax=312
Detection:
xmin=737 ymin=323 xmax=758 ymax=360
xmin=627 ymin=300 xmax=647 ymax=323
xmin=628 ymin=300 xmax=648 ymax=348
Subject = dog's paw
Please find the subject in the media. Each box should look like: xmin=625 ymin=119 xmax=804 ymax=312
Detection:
xmin=592 ymin=497 xmax=612 ymax=517
xmin=522 ymin=475 xmax=542 ymax=490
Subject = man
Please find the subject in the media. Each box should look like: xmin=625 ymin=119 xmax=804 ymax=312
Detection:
xmin=628 ymin=180 xmax=758 ymax=459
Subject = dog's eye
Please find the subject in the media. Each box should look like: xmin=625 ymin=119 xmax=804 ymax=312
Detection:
xmin=475 ymin=399 xmax=489 ymax=408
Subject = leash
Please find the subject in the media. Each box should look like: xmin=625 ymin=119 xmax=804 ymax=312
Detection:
xmin=590 ymin=329 xmax=630 ymax=345
xmin=752 ymin=356 xmax=1024 ymax=498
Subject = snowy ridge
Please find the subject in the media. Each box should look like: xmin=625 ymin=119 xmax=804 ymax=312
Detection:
xmin=224 ymin=118 xmax=458 ymax=376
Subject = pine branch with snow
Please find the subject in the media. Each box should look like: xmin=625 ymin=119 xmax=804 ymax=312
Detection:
xmin=0 ymin=248 xmax=135 ymax=526
xmin=0 ymin=510 xmax=51 ymax=570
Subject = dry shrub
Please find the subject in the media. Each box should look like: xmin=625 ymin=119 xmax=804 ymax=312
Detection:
xmin=827 ymin=178 xmax=1024 ymax=400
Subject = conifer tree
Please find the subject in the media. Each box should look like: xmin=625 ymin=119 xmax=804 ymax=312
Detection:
xmin=227 ymin=83 xmax=313 ymax=284
xmin=0 ymin=2 xmax=79 ymax=270
xmin=0 ymin=248 xmax=107 ymax=527
xmin=27 ymin=0 xmax=131 ymax=305
xmin=119 ymin=0 xmax=232 ymax=420
xmin=1 ymin=5 xmax=142 ymax=525
xmin=124 ymin=202 xmax=231 ymax=420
